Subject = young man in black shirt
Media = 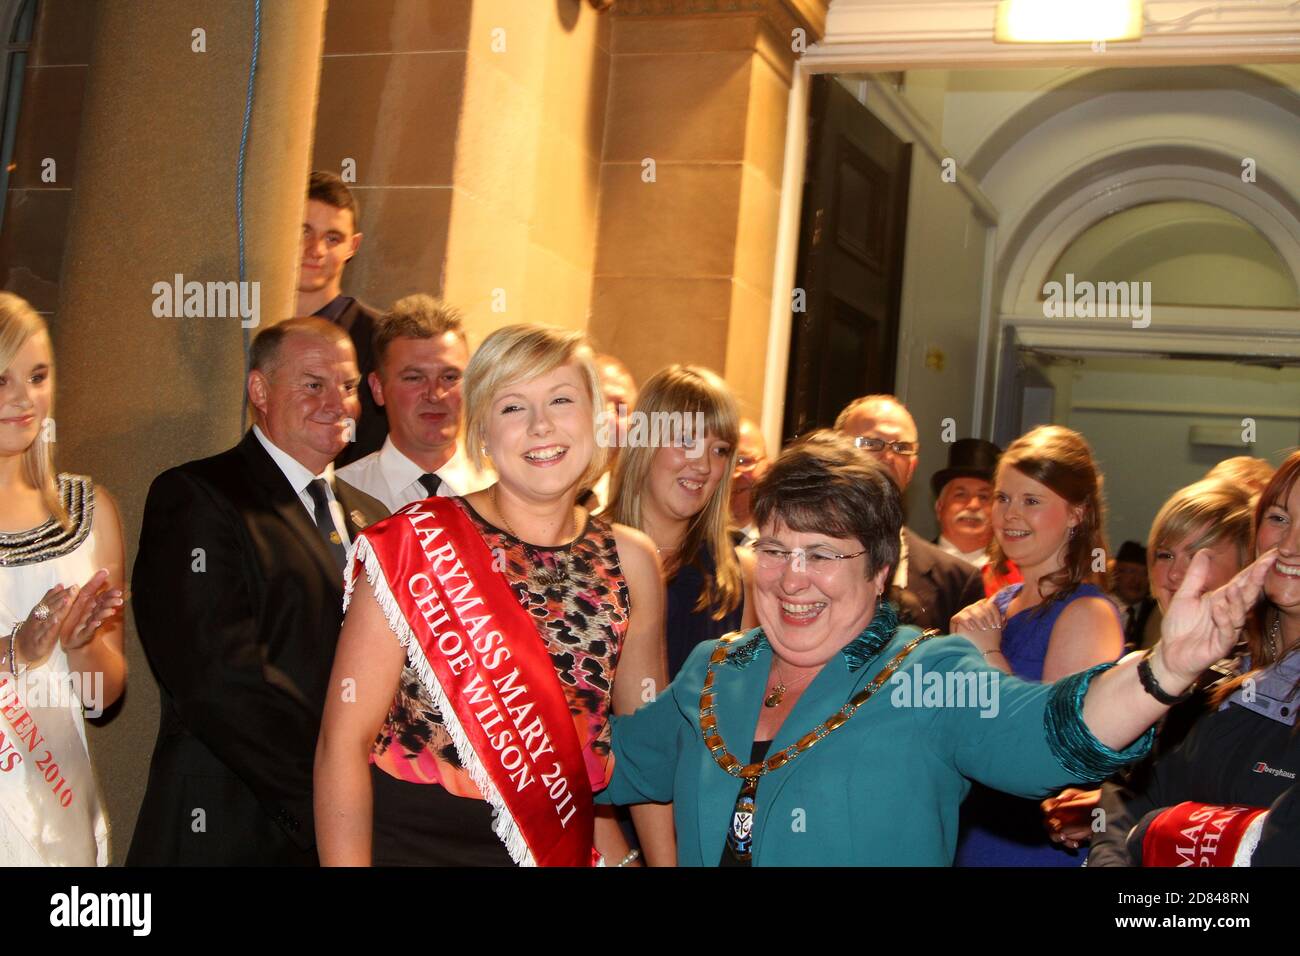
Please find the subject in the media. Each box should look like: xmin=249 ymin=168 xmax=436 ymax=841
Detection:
xmin=297 ymin=171 xmax=385 ymax=465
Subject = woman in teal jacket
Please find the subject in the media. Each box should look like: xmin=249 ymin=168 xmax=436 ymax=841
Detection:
xmin=601 ymin=431 xmax=1274 ymax=866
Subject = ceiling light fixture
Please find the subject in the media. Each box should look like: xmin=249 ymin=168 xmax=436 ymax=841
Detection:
xmin=995 ymin=0 xmax=1144 ymax=43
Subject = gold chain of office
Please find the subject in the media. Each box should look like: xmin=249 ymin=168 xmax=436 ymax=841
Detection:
xmin=698 ymin=629 xmax=938 ymax=780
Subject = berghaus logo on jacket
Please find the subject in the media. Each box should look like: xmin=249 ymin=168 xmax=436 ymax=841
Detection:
xmin=1252 ymin=762 xmax=1296 ymax=779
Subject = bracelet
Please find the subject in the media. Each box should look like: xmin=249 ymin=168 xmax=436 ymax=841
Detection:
xmin=1044 ymin=662 xmax=1156 ymax=780
xmin=981 ymin=648 xmax=1007 ymax=658
xmin=2 ymin=622 xmax=21 ymax=677
xmin=1137 ymin=648 xmax=1193 ymax=706
xmin=615 ymin=848 xmax=641 ymax=867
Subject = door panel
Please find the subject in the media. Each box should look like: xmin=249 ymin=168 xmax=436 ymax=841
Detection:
xmin=784 ymin=76 xmax=912 ymax=441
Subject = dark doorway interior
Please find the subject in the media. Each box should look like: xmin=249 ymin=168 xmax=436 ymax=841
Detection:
xmin=783 ymin=75 xmax=912 ymax=442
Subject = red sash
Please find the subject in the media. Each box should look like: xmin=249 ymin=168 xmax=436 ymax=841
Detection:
xmin=345 ymin=496 xmax=595 ymax=866
xmin=1141 ymin=802 xmax=1267 ymax=867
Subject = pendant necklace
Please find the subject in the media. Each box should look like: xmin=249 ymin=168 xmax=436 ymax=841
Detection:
xmin=763 ymin=662 xmax=814 ymax=708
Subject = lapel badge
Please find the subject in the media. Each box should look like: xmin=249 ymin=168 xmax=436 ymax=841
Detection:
xmin=329 ymin=531 xmax=342 ymax=545
xmin=350 ymin=509 xmax=366 ymax=529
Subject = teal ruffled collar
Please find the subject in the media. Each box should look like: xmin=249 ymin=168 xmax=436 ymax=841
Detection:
xmin=725 ymin=600 xmax=900 ymax=673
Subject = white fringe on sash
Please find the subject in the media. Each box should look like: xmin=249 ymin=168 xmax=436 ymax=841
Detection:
xmin=344 ymin=534 xmax=537 ymax=867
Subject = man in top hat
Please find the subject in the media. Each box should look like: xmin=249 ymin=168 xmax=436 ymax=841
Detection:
xmin=931 ymin=438 xmax=1002 ymax=569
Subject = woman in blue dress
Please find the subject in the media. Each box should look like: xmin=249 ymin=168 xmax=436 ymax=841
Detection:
xmin=951 ymin=425 xmax=1125 ymax=866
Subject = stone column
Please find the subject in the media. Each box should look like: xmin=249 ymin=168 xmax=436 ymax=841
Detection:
xmin=313 ymin=0 xmax=613 ymax=336
xmin=590 ymin=0 xmax=828 ymax=416
xmin=52 ymin=0 xmax=326 ymax=861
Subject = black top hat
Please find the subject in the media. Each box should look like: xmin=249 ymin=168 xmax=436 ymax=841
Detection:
xmin=1115 ymin=540 xmax=1147 ymax=566
xmin=931 ymin=438 xmax=1003 ymax=498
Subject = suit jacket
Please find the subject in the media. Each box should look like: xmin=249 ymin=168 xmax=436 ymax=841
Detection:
xmin=127 ymin=430 xmax=388 ymax=865
xmin=325 ymin=296 xmax=387 ymax=467
xmin=892 ymin=528 xmax=984 ymax=633
xmin=600 ymin=627 xmax=1137 ymax=865
xmin=1121 ymin=595 xmax=1159 ymax=652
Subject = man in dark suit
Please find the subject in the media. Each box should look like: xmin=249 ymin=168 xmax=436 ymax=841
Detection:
xmin=836 ymin=395 xmax=983 ymax=632
xmin=128 ymin=317 xmax=388 ymax=865
xmin=1109 ymin=540 xmax=1160 ymax=651
xmin=297 ymin=171 xmax=385 ymax=465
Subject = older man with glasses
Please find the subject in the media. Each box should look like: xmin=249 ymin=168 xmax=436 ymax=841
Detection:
xmin=730 ymin=418 xmax=770 ymax=546
xmin=835 ymin=394 xmax=982 ymax=633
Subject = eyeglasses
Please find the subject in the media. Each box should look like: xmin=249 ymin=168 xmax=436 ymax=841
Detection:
xmin=753 ymin=545 xmax=868 ymax=576
xmin=853 ymin=436 xmax=918 ymax=457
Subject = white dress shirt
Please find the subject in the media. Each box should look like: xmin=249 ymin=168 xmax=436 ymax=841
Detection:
xmin=252 ymin=425 xmax=351 ymax=547
xmin=891 ymin=529 xmax=909 ymax=589
xmin=937 ymin=535 xmax=989 ymax=569
xmin=335 ymin=436 xmax=492 ymax=514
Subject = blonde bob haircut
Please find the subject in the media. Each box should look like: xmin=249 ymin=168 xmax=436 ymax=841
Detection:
xmin=1148 ymin=478 xmax=1254 ymax=578
xmin=607 ymin=364 xmax=742 ymax=619
xmin=0 ymin=292 xmax=68 ymax=529
xmin=462 ymin=323 xmax=606 ymax=491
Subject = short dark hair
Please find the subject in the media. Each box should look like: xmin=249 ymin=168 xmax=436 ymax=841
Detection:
xmin=308 ymin=170 xmax=359 ymax=232
xmin=249 ymin=316 xmax=352 ymax=377
xmin=752 ymin=429 xmax=902 ymax=577
xmin=373 ymin=294 xmax=467 ymax=370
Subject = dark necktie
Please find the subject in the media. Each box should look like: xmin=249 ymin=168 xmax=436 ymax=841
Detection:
xmin=418 ymin=472 xmax=442 ymax=498
xmin=306 ymin=478 xmax=348 ymax=571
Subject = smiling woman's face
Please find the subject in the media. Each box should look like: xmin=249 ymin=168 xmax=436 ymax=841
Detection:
xmin=1256 ymin=480 xmax=1300 ymax=613
xmin=483 ymin=362 xmax=595 ymax=501
xmin=753 ymin=520 xmax=890 ymax=669
xmin=644 ymin=431 xmax=732 ymax=525
xmin=0 ymin=330 xmax=52 ymax=457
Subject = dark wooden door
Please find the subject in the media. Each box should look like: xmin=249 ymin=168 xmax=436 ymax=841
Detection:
xmin=783 ymin=76 xmax=912 ymax=442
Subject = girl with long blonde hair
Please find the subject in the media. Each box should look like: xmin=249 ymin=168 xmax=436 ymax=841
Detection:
xmin=0 ymin=292 xmax=126 ymax=866
xmin=607 ymin=365 xmax=756 ymax=679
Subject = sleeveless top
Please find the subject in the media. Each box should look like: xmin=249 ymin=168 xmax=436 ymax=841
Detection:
xmin=665 ymin=535 xmax=745 ymax=681
xmin=954 ymin=581 xmax=1120 ymax=867
xmin=0 ymin=474 xmax=108 ymax=866
xmin=370 ymin=497 xmax=630 ymax=798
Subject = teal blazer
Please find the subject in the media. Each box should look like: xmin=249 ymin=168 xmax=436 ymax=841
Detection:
xmin=600 ymin=625 xmax=1146 ymax=866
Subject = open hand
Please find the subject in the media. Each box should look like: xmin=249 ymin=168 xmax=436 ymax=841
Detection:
xmin=60 ymin=568 xmax=125 ymax=651
xmin=15 ymin=569 xmax=123 ymax=666
xmin=1157 ymin=547 xmax=1274 ymax=687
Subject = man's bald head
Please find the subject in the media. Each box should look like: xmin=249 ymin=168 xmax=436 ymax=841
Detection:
xmin=249 ymin=316 xmax=352 ymax=379
xmin=834 ymin=394 xmax=919 ymax=491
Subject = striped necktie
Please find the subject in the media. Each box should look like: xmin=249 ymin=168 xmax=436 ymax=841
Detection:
xmin=306 ymin=478 xmax=347 ymax=571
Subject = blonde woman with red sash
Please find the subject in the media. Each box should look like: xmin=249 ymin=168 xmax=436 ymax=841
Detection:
xmin=316 ymin=324 xmax=668 ymax=865
xmin=0 ymin=293 xmax=126 ymax=866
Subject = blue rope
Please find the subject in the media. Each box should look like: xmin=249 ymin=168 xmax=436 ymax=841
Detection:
xmin=238 ymin=0 xmax=262 ymax=432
